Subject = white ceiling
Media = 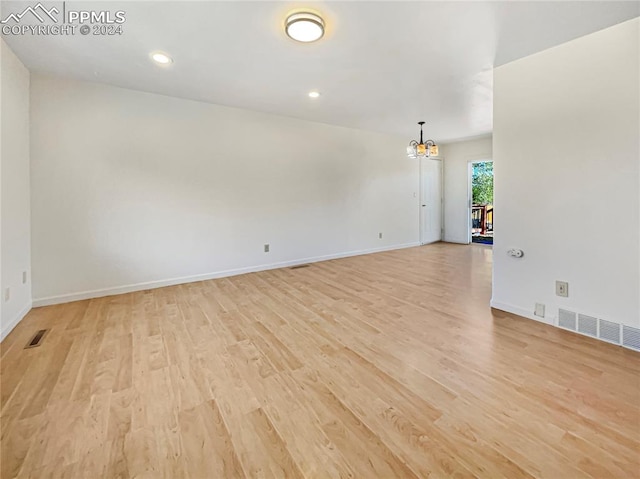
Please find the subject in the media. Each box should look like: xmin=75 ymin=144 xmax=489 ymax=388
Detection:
xmin=3 ymin=1 xmax=638 ymax=141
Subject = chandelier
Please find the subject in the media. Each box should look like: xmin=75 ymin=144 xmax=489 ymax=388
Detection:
xmin=407 ymin=121 xmax=438 ymax=159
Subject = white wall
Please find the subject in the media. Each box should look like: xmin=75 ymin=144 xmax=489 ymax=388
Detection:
xmin=1 ymin=40 xmax=32 ymax=339
xmin=492 ymin=18 xmax=639 ymax=328
xmin=441 ymin=136 xmax=492 ymax=244
xmin=30 ymin=75 xmax=420 ymax=304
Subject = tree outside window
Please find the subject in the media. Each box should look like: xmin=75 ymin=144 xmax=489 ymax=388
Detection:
xmin=472 ymin=162 xmax=493 ymax=206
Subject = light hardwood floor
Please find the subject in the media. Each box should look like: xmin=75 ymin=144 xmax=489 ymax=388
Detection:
xmin=1 ymin=243 xmax=639 ymax=478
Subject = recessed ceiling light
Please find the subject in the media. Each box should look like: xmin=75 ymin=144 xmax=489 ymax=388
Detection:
xmin=151 ymin=51 xmax=173 ymax=65
xmin=285 ymin=12 xmax=325 ymax=43
xmin=308 ymin=91 xmax=321 ymax=98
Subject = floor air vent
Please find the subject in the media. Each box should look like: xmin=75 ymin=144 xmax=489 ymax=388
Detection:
xmin=622 ymin=326 xmax=640 ymax=351
xmin=598 ymin=319 xmax=620 ymax=344
xmin=290 ymin=264 xmax=310 ymax=270
xmin=24 ymin=329 xmax=48 ymax=349
xmin=556 ymin=310 xmax=638 ymax=352
xmin=558 ymin=309 xmax=577 ymax=331
xmin=577 ymin=314 xmax=597 ymax=337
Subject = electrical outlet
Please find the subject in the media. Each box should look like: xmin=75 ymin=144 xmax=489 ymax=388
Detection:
xmin=22 ymin=271 xmax=27 ymax=284
xmin=535 ymin=303 xmax=545 ymax=318
xmin=4 ymin=288 xmax=10 ymax=302
xmin=556 ymin=281 xmax=569 ymax=297
xmin=264 ymin=244 xmax=270 ymax=253
xmin=378 ymin=232 xmax=383 ymax=239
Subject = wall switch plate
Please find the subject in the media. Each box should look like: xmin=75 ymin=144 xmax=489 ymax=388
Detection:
xmin=264 ymin=244 xmax=270 ymax=253
xmin=4 ymin=288 xmax=10 ymax=302
xmin=535 ymin=303 xmax=545 ymax=317
xmin=22 ymin=271 xmax=27 ymax=284
xmin=556 ymin=281 xmax=569 ymax=297
xmin=379 ymin=233 xmax=383 ymax=239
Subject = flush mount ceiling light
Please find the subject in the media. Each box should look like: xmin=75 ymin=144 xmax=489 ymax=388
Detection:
xmin=285 ymin=12 xmax=325 ymax=42
xmin=150 ymin=51 xmax=173 ymax=65
xmin=308 ymin=91 xmax=320 ymax=98
xmin=407 ymin=122 xmax=438 ymax=159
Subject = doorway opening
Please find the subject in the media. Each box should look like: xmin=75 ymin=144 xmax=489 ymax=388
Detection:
xmin=469 ymin=160 xmax=493 ymax=245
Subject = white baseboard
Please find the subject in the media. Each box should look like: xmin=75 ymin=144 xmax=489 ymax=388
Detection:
xmin=444 ymin=237 xmax=469 ymax=245
xmin=1 ymin=301 xmax=32 ymax=342
xmin=32 ymin=242 xmax=421 ymax=307
xmin=490 ymin=299 xmax=554 ymax=326
xmin=491 ymin=299 xmax=640 ymax=353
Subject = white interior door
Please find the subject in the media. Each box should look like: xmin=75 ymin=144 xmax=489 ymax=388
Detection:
xmin=420 ymin=158 xmax=443 ymax=245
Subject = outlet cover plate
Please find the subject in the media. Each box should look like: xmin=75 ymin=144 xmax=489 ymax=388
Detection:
xmin=556 ymin=281 xmax=569 ymax=297
xmin=535 ymin=303 xmax=545 ymax=317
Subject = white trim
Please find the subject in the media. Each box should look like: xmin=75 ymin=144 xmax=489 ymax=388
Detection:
xmin=491 ymin=300 xmax=640 ymax=353
xmin=443 ymin=236 xmax=468 ymax=244
xmin=439 ymin=132 xmax=493 ymax=145
xmin=490 ymin=300 xmax=554 ymax=326
xmin=1 ymin=301 xmax=32 ymax=341
xmin=32 ymin=242 xmax=421 ymax=307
